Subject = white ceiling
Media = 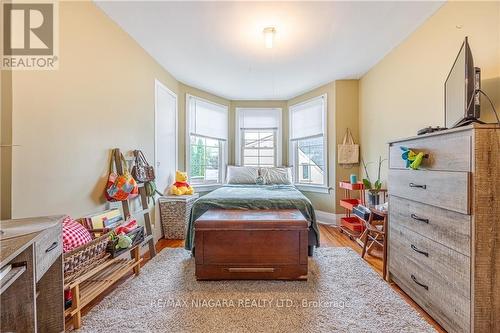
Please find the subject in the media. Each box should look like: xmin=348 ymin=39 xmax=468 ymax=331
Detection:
xmin=95 ymin=1 xmax=443 ymax=100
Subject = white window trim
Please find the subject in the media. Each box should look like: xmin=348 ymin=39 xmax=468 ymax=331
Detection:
xmin=235 ymin=107 xmax=282 ymax=166
xmin=185 ymin=94 xmax=228 ymax=189
xmin=289 ymin=94 xmax=328 ymax=192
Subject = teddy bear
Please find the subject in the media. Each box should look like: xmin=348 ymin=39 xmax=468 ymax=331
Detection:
xmin=170 ymin=170 xmax=194 ymax=195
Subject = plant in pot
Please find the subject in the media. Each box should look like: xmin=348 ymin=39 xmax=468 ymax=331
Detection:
xmin=361 ymin=156 xmax=387 ymax=206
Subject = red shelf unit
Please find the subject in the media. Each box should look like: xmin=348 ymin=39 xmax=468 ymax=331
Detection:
xmin=338 ymin=181 xmax=366 ymax=240
xmin=340 ymin=217 xmax=364 ymax=233
xmin=339 ymin=198 xmax=360 ymax=210
xmin=339 ymin=181 xmax=365 ymax=191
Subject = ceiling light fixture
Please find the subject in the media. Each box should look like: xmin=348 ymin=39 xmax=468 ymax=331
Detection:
xmin=263 ymin=27 xmax=276 ymax=49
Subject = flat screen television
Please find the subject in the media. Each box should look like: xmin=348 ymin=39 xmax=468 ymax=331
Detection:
xmin=444 ymin=37 xmax=481 ymax=128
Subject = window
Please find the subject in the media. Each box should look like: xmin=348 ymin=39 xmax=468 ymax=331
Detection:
xmin=235 ymin=108 xmax=282 ymax=166
xmin=186 ymin=95 xmax=228 ymax=186
xmin=242 ymin=129 xmax=276 ymax=167
xmin=189 ymin=135 xmax=221 ymax=185
xmin=296 ymin=136 xmax=325 ymax=184
xmin=289 ymin=95 xmax=327 ymax=191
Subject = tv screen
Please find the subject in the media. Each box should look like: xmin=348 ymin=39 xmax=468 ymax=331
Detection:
xmin=444 ymin=37 xmax=476 ymax=128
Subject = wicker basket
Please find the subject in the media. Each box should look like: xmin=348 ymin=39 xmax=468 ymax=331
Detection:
xmin=63 ymin=229 xmax=111 ymax=285
xmin=159 ymin=194 xmax=199 ymax=239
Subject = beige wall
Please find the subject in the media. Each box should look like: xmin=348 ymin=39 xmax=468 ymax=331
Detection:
xmin=360 ymin=1 xmax=500 ymax=185
xmin=8 ymin=2 xmax=180 ymax=241
xmin=334 ymin=80 xmax=360 ymax=212
xmin=0 ymin=69 xmax=13 ymax=219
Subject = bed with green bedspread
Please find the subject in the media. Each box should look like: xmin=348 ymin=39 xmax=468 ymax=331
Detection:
xmin=184 ymin=184 xmax=320 ymax=252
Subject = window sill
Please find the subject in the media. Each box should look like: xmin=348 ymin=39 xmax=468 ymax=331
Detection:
xmin=192 ymin=183 xmax=223 ymax=192
xmin=294 ymin=184 xmax=331 ymax=194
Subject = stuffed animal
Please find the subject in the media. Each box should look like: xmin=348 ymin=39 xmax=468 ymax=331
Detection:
xmin=400 ymin=146 xmax=425 ymax=170
xmin=170 ymin=170 xmax=194 ymax=195
xmin=116 ymin=234 xmax=133 ymax=249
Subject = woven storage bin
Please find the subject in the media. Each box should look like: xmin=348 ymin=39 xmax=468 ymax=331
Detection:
xmin=63 ymin=229 xmax=110 ymax=284
xmin=159 ymin=194 xmax=199 ymax=239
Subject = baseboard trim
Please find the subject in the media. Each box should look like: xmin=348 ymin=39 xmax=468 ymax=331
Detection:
xmin=315 ymin=210 xmax=341 ymax=226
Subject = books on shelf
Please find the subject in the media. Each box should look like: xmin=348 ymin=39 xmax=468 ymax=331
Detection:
xmin=81 ymin=209 xmax=123 ymax=230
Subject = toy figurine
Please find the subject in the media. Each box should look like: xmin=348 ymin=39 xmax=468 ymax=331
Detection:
xmin=400 ymin=146 xmax=426 ymax=170
xmin=170 ymin=170 xmax=194 ymax=195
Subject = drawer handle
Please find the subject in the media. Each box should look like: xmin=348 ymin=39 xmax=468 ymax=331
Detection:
xmin=411 ymin=244 xmax=429 ymax=257
xmin=45 ymin=241 xmax=58 ymax=253
xmin=411 ymin=274 xmax=429 ymax=290
xmin=409 ymin=183 xmax=426 ymax=189
xmin=410 ymin=214 xmax=429 ymax=224
xmin=227 ymin=268 xmax=275 ymax=273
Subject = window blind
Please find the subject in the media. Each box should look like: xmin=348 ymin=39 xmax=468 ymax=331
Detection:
xmin=289 ymin=96 xmax=325 ymax=140
xmin=188 ymin=96 xmax=228 ymax=140
xmin=238 ymin=108 xmax=281 ymax=129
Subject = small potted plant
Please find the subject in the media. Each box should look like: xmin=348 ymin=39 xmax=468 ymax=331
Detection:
xmin=361 ymin=156 xmax=387 ymax=206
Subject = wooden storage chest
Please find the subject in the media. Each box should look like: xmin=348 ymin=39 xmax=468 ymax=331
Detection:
xmin=194 ymin=209 xmax=308 ymax=280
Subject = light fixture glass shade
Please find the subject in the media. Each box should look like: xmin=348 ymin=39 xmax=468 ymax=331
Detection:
xmin=263 ymin=27 xmax=276 ymax=49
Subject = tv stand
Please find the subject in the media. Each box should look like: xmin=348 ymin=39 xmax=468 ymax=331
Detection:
xmin=454 ymin=117 xmax=485 ymax=128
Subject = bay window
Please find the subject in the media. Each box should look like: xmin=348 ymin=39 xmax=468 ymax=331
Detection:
xmin=289 ymin=95 xmax=328 ymax=192
xmin=235 ymin=108 xmax=282 ymax=167
xmin=186 ymin=95 xmax=228 ymax=186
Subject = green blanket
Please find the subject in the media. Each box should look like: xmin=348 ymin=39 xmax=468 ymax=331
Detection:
xmin=185 ymin=184 xmax=320 ymax=250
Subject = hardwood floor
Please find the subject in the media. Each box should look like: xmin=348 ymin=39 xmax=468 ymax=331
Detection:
xmin=66 ymin=223 xmax=446 ymax=332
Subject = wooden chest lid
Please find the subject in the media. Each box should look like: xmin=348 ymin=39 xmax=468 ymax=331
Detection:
xmin=195 ymin=209 xmax=308 ymax=230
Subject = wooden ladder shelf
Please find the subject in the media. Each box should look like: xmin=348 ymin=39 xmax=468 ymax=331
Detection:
xmin=113 ymin=148 xmax=157 ymax=258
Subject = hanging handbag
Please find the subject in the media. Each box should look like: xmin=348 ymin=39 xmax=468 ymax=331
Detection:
xmin=338 ymin=128 xmax=360 ymax=164
xmin=131 ymin=150 xmax=155 ymax=183
xmin=105 ymin=149 xmax=139 ymax=201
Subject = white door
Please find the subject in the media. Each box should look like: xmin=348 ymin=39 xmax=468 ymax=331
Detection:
xmin=155 ymin=80 xmax=177 ymax=195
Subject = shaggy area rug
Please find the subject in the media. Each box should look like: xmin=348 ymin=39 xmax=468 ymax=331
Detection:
xmin=79 ymin=248 xmax=436 ymax=333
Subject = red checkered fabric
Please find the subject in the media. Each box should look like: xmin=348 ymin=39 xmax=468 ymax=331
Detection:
xmin=62 ymin=216 xmax=92 ymax=253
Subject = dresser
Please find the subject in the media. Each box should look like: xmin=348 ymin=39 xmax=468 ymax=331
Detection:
xmin=1 ymin=216 xmax=64 ymax=332
xmin=387 ymin=124 xmax=499 ymax=333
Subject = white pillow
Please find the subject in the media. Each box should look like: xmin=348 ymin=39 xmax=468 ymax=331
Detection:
xmin=261 ymin=167 xmax=293 ymax=185
xmin=226 ymin=166 xmax=259 ymax=184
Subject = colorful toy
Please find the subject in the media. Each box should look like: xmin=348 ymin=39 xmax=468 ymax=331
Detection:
xmin=116 ymin=234 xmax=133 ymax=249
xmin=170 ymin=170 xmax=194 ymax=195
xmin=400 ymin=146 xmax=426 ymax=170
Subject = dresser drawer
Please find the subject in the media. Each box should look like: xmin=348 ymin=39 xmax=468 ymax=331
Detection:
xmin=390 ymin=267 xmax=470 ymax=333
xmin=388 ymin=169 xmax=470 ymax=214
xmin=35 ymin=224 xmax=62 ymax=282
xmin=389 ymin=196 xmax=471 ymax=255
xmin=389 ymin=132 xmax=471 ymax=171
xmin=389 ymin=225 xmax=470 ymax=333
xmin=390 ymin=222 xmax=470 ymax=296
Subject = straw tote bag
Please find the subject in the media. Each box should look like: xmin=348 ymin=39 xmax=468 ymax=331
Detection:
xmin=338 ymin=128 xmax=359 ymax=164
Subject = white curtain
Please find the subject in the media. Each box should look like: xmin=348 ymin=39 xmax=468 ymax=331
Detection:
xmin=239 ymin=108 xmax=281 ymax=129
xmin=289 ymin=96 xmax=325 ymax=140
xmin=189 ymin=96 xmax=228 ymax=140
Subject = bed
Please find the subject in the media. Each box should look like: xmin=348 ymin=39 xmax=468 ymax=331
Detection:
xmin=184 ymin=184 xmax=320 ymax=255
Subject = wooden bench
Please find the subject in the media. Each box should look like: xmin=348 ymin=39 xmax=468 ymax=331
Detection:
xmin=194 ymin=209 xmax=308 ymax=280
